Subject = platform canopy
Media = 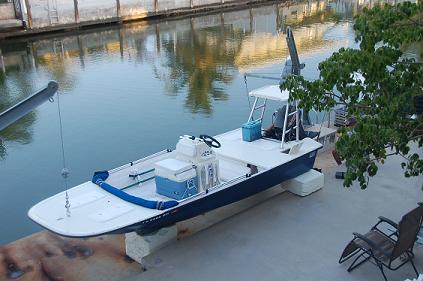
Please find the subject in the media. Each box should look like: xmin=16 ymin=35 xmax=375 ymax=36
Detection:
xmin=248 ymin=85 xmax=290 ymax=102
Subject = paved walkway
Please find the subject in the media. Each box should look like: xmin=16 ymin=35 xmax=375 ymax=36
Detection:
xmin=131 ymin=153 xmax=422 ymax=281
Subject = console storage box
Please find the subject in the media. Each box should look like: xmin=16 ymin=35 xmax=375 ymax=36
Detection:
xmin=242 ymin=120 xmax=262 ymax=142
xmin=154 ymin=158 xmax=198 ymax=200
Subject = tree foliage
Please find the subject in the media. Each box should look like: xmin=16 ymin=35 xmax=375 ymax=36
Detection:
xmin=281 ymin=1 xmax=423 ymax=189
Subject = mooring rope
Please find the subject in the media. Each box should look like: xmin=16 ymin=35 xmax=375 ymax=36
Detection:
xmin=56 ymin=92 xmax=71 ymax=217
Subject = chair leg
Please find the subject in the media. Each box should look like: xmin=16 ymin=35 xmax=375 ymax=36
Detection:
xmin=340 ymin=240 xmax=361 ymax=264
xmin=339 ymin=248 xmax=361 ymax=264
xmin=407 ymin=252 xmax=419 ymax=277
xmin=348 ymin=252 xmax=370 ymax=272
xmin=377 ymin=262 xmax=388 ymax=281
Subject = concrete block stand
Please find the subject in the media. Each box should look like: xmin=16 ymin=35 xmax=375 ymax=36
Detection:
xmin=125 ymin=184 xmax=288 ymax=263
xmin=125 ymin=170 xmax=324 ymax=264
xmin=125 ymin=225 xmax=177 ymax=264
xmin=283 ymin=169 xmax=324 ymax=196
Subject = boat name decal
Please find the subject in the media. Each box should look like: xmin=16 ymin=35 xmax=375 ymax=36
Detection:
xmin=144 ymin=211 xmax=172 ymax=224
xmin=201 ymin=150 xmax=213 ymax=158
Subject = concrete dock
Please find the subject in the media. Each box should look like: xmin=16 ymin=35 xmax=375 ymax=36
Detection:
xmin=0 ymin=150 xmax=422 ymax=281
xmin=133 ymin=153 xmax=422 ymax=281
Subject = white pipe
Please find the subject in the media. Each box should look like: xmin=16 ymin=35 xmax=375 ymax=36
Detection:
xmin=280 ymin=103 xmax=289 ymax=149
xmin=296 ymin=101 xmax=299 ymax=141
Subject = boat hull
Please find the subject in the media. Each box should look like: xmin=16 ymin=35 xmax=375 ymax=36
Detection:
xmin=109 ymin=148 xmax=319 ymax=235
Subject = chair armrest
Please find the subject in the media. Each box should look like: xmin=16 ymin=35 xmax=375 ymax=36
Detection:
xmin=378 ymin=216 xmax=398 ymax=229
xmin=373 ymin=216 xmax=399 ymax=237
xmin=353 ymin=232 xmax=378 ymax=249
xmin=353 ymin=232 xmax=390 ymax=257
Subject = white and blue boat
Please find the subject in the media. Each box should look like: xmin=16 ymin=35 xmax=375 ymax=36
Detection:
xmin=27 ymin=28 xmax=323 ymax=238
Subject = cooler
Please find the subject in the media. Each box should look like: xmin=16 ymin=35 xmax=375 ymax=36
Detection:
xmin=242 ymin=120 xmax=262 ymax=142
xmin=154 ymin=158 xmax=198 ymax=200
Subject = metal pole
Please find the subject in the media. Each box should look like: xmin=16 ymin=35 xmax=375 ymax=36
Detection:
xmin=327 ymin=110 xmax=331 ymax=128
xmin=249 ymin=8 xmax=253 ymax=32
xmin=155 ymin=24 xmax=160 ymax=54
xmin=13 ymin=0 xmax=24 ymax=21
xmin=73 ymin=0 xmax=79 ymax=24
xmin=296 ymin=102 xmax=299 ymax=141
xmin=116 ymin=0 xmax=121 ymax=18
xmin=281 ymin=104 xmax=289 ymax=149
xmin=118 ymin=28 xmax=124 ymax=59
xmin=77 ymin=35 xmax=85 ymax=68
xmin=248 ymin=97 xmax=259 ymax=122
xmin=30 ymin=42 xmax=38 ymax=69
xmin=0 ymin=49 xmax=5 ymax=74
xmin=23 ymin=0 xmax=32 ymax=29
xmin=259 ymin=99 xmax=267 ymax=122
xmin=276 ymin=3 xmax=280 ymax=31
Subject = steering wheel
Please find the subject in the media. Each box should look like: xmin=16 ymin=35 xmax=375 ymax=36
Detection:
xmin=199 ymin=134 xmax=221 ymax=148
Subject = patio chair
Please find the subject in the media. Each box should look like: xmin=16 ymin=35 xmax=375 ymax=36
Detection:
xmin=339 ymin=205 xmax=423 ymax=281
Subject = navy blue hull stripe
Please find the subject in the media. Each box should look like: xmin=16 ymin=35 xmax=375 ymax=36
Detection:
xmin=109 ymin=149 xmax=318 ymax=235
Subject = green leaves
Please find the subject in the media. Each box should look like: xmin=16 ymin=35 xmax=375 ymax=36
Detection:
xmin=354 ymin=2 xmax=423 ymax=51
xmin=281 ymin=1 xmax=423 ymax=189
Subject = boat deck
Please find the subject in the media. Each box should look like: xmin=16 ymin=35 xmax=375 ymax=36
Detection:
xmin=215 ymin=129 xmax=321 ymax=169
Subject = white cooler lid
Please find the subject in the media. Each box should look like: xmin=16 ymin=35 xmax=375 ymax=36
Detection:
xmin=154 ymin=158 xmax=192 ymax=174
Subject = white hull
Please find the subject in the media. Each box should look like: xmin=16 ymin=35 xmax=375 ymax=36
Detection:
xmin=28 ymin=128 xmax=321 ymax=237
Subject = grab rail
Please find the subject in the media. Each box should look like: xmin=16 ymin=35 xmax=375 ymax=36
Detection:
xmin=109 ymin=149 xmax=170 ymax=174
xmin=176 ymin=174 xmax=247 ymax=204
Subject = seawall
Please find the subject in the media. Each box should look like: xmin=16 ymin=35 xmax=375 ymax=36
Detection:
xmin=0 ymin=0 xmax=282 ymax=39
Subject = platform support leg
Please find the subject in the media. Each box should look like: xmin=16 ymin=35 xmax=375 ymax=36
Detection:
xmin=125 ymin=225 xmax=177 ymax=264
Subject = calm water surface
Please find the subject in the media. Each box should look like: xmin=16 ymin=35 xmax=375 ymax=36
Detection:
xmin=0 ymin=0 xmax=362 ymax=244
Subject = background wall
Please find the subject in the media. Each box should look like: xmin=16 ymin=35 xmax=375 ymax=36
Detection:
xmin=26 ymin=0 xmax=261 ymax=29
xmin=0 ymin=2 xmax=15 ymax=20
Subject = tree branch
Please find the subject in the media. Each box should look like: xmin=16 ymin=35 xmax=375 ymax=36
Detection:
xmin=397 ymin=61 xmax=423 ymax=65
xmin=397 ymin=8 xmax=423 ymax=28
xmin=408 ymin=123 xmax=423 ymax=138
xmin=368 ymin=152 xmax=399 ymax=162
xmin=392 ymin=22 xmax=422 ymax=28
xmin=399 ymin=152 xmax=411 ymax=161
xmin=410 ymin=134 xmax=423 ymax=141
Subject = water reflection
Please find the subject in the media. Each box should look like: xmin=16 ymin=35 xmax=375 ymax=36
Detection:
xmin=0 ymin=0 xmax=371 ymax=157
xmin=157 ymin=23 xmax=245 ymax=114
xmin=0 ymin=71 xmax=36 ymax=159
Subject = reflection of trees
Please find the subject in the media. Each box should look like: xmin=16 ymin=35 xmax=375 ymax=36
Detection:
xmin=0 ymin=42 xmax=77 ymax=159
xmin=35 ymin=42 xmax=78 ymax=93
xmin=157 ymin=24 xmax=247 ymax=115
xmin=0 ymin=70 xmax=36 ymax=159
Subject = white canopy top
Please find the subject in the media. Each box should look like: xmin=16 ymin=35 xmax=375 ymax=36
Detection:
xmin=248 ymin=85 xmax=290 ymax=102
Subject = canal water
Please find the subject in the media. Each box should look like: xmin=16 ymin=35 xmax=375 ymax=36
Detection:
xmin=0 ymin=0 xmax=361 ymax=244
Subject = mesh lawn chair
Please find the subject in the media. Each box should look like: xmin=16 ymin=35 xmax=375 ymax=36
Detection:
xmin=339 ymin=205 xmax=423 ymax=281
